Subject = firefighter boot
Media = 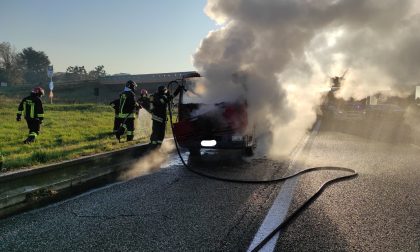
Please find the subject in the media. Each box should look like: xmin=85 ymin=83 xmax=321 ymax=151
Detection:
xmin=23 ymin=135 xmax=36 ymax=144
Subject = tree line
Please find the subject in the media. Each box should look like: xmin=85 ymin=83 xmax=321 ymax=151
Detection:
xmin=0 ymin=41 xmax=107 ymax=85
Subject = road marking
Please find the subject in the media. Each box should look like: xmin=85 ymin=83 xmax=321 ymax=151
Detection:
xmin=247 ymin=121 xmax=321 ymax=252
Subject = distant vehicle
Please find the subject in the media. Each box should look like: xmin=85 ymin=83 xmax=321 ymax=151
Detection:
xmin=171 ymin=74 xmax=256 ymax=156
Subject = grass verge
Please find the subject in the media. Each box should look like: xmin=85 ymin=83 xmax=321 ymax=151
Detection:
xmin=0 ymin=96 xmax=173 ymax=172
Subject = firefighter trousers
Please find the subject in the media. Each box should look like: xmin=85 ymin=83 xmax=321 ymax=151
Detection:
xmin=150 ymin=119 xmax=166 ymax=147
xmin=125 ymin=118 xmax=135 ymax=141
xmin=25 ymin=118 xmax=40 ymax=142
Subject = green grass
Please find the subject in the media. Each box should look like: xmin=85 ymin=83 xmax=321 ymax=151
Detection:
xmin=0 ymin=96 xmax=174 ymax=172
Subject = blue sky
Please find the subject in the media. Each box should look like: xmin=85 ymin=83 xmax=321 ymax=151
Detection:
xmin=0 ymin=0 xmax=217 ymax=75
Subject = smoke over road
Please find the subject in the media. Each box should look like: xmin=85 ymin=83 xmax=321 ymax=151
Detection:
xmin=119 ymin=141 xmax=175 ymax=180
xmin=193 ymin=0 xmax=420 ymax=157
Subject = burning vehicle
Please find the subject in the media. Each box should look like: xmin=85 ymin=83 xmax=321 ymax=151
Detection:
xmin=170 ymin=74 xmax=256 ymax=156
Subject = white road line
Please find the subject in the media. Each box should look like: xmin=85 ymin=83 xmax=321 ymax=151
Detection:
xmin=247 ymin=121 xmax=321 ymax=252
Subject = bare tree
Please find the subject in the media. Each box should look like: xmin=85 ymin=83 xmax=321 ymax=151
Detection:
xmin=0 ymin=42 xmax=23 ymax=84
xmin=65 ymin=65 xmax=88 ymax=81
xmin=88 ymin=65 xmax=107 ymax=80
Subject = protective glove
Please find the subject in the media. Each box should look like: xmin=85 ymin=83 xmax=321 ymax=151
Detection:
xmin=16 ymin=114 xmax=21 ymax=122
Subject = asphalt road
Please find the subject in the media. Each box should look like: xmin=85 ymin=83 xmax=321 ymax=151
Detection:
xmin=276 ymin=119 xmax=419 ymax=251
xmin=0 ymin=118 xmax=419 ymax=251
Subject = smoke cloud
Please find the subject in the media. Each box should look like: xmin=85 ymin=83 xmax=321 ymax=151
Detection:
xmin=193 ymin=0 xmax=420 ymax=157
xmin=119 ymin=141 xmax=174 ymax=180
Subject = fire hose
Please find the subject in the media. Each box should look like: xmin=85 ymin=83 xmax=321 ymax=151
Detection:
xmin=166 ymin=82 xmax=358 ymax=251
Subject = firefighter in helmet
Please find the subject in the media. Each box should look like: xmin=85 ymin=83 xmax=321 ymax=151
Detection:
xmin=137 ymin=89 xmax=151 ymax=113
xmin=114 ymin=80 xmax=138 ymax=141
xmin=17 ymin=86 xmax=45 ymax=144
xmin=149 ymin=85 xmax=172 ymax=149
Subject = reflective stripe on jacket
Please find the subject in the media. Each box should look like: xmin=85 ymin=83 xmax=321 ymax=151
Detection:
xmin=17 ymin=94 xmax=44 ymax=120
xmin=118 ymin=90 xmax=137 ymax=119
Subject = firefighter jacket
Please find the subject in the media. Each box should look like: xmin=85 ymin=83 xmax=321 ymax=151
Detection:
xmin=150 ymin=92 xmax=171 ymax=123
xmin=117 ymin=90 xmax=137 ymax=119
xmin=17 ymin=94 xmax=44 ymax=121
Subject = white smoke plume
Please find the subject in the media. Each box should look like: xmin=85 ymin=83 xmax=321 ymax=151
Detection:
xmin=119 ymin=141 xmax=174 ymax=180
xmin=136 ymin=109 xmax=152 ymax=139
xmin=193 ymin=0 xmax=420 ymax=157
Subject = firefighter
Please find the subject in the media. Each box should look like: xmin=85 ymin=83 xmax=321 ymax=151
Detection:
xmin=149 ymin=85 xmax=172 ymax=149
xmin=17 ymin=86 xmax=45 ymax=144
xmin=115 ymin=80 xmax=138 ymax=141
xmin=137 ymin=89 xmax=151 ymax=113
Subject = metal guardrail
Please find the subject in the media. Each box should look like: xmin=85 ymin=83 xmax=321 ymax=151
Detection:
xmin=0 ymin=142 xmax=162 ymax=219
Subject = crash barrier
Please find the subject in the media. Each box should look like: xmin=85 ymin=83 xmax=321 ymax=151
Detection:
xmin=0 ymin=141 xmax=168 ymax=219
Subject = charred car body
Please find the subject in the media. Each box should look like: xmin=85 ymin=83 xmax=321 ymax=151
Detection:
xmin=170 ymin=74 xmax=256 ymax=156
